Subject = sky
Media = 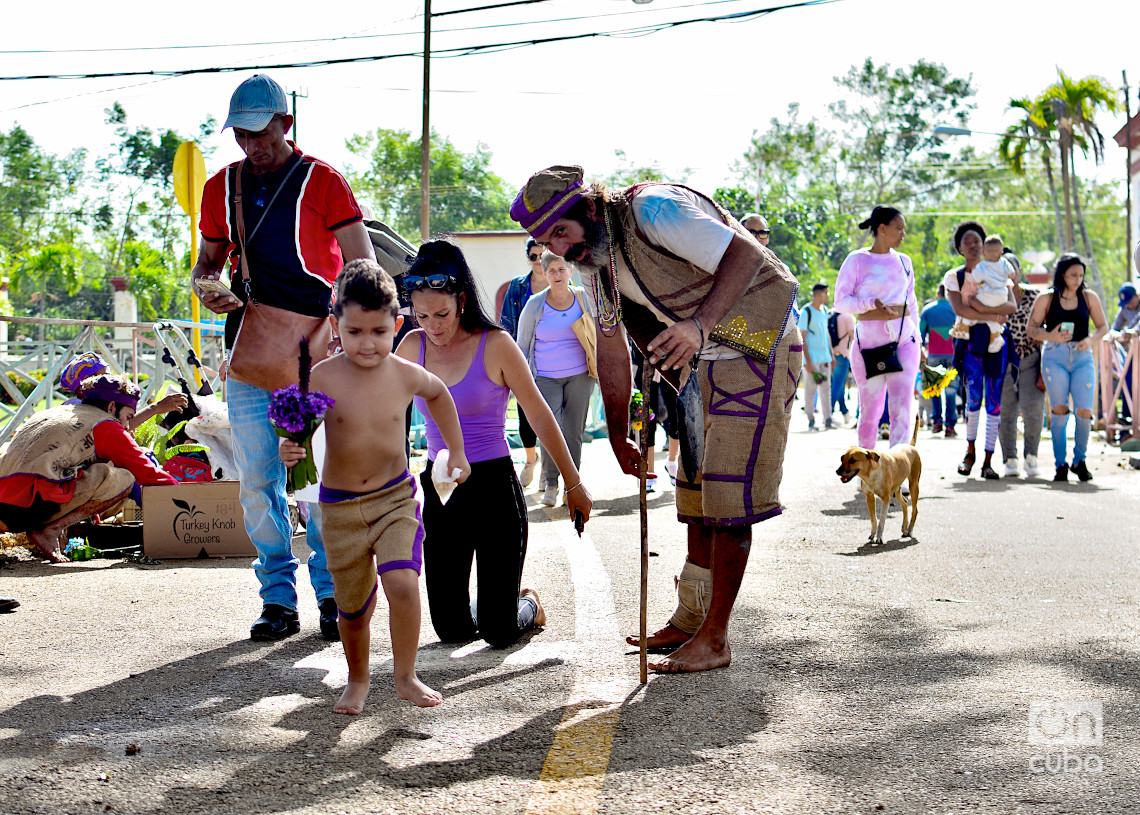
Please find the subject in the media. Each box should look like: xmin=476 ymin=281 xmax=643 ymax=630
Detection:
xmin=1 ymin=0 xmax=1136 ymax=213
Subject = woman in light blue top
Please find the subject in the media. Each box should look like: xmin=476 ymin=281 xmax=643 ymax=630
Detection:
xmin=516 ymin=252 xmax=598 ymax=506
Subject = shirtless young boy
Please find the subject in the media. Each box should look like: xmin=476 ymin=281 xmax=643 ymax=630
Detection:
xmin=281 ymin=259 xmax=470 ymax=714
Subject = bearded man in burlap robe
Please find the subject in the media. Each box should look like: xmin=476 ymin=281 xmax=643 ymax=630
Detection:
xmin=511 ymin=166 xmax=802 ymax=672
xmin=0 ymin=374 xmax=177 ymax=561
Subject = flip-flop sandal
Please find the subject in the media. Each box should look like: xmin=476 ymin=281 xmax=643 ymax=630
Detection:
xmin=957 ymin=453 xmax=975 ymax=476
xmin=980 ymin=464 xmax=1000 ymax=480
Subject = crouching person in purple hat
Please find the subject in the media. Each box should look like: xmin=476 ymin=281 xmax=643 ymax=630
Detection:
xmin=510 ymin=166 xmax=802 ymax=673
xmin=0 ymin=374 xmax=177 ymax=562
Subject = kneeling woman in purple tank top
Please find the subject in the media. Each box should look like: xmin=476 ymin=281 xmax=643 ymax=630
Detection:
xmin=396 ymin=240 xmax=594 ymax=648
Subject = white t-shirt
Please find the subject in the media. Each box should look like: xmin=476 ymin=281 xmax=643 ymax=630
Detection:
xmin=971 ymin=258 xmax=1015 ymax=307
xmin=604 ymin=185 xmax=790 ymax=360
xmin=942 ymin=263 xmax=1016 ymax=302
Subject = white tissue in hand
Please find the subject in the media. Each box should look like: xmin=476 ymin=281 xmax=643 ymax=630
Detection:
xmin=432 ymin=449 xmax=463 ymax=505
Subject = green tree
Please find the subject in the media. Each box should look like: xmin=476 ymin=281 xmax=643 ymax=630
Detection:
xmin=999 ymin=97 xmax=1065 ymax=251
xmin=601 ymin=149 xmax=683 ymax=188
xmin=828 ymin=58 xmax=976 ymax=211
xmin=735 ymin=60 xmax=979 ymax=283
xmin=346 ymin=129 xmax=515 ymax=238
xmin=0 ymin=125 xmax=107 ymax=328
xmin=94 ymin=103 xmax=214 ymax=320
xmin=1042 ymin=70 xmax=1122 ymax=301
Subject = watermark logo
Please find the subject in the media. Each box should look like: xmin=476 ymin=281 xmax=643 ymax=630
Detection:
xmin=1028 ymin=702 xmax=1102 ymax=747
xmin=1028 ymin=701 xmax=1102 ymax=774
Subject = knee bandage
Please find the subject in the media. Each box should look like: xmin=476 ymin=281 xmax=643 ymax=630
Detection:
xmin=668 ymin=558 xmax=712 ymax=635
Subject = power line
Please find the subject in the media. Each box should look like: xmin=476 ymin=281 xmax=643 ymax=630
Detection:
xmin=0 ymin=0 xmax=773 ymax=55
xmin=0 ymin=1 xmax=838 ymax=81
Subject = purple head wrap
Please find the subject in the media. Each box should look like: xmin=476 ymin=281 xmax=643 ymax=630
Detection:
xmin=509 ymin=165 xmax=589 ymax=238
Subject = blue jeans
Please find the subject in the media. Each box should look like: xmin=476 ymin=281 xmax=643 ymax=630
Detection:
xmin=228 ymin=378 xmax=333 ymax=610
xmin=926 ymin=354 xmax=959 ymax=427
xmin=1041 ymin=342 xmax=1096 ymax=467
xmin=830 ymin=354 xmax=851 ymax=415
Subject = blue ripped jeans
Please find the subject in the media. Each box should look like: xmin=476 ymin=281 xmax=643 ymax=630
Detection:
xmin=1041 ymin=342 xmax=1096 ymax=467
xmin=228 ymin=378 xmax=333 ymax=610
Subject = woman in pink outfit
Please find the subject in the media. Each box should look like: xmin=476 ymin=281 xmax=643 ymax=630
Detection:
xmin=833 ymin=206 xmax=920 ymax=449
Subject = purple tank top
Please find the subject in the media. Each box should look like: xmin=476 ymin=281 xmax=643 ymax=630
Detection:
xmin=414 ymin=330 xmax=510 ymax=463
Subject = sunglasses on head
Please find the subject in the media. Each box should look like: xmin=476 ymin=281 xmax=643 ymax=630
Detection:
xmin=748 ymin=228 xmax=771 ymax=237
xmin=403 ymin=274 xmax=457 ymax=291
xmin=528 ymin=253 xmax=541 ymax=262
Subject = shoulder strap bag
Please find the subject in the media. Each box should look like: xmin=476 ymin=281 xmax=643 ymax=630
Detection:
xmin=226 ymin=158 xmax=334 ymax=393
xmin=856 ymin=257 xmax=910 ymax=379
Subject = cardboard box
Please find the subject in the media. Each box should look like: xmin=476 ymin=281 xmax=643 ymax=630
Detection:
xmin=143 ymin=481 xmax=255 ymax=558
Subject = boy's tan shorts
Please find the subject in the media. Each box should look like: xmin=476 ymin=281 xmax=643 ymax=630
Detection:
xmin=319 ymin=472 xmax=424 ymax=618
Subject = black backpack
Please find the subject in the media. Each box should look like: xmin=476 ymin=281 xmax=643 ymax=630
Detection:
xmin=827 ymin=311 xmax=841 ymax=347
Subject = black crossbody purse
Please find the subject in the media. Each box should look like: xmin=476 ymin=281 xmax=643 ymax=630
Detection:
xmin=856 ymin=257 xmax=910 ymax=379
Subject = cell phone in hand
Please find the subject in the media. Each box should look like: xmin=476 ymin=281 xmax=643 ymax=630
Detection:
xmin=1059 ymin=321 xmax=1074 ymax=336
xmin=196 ymin=277 xmax=240 ymax=301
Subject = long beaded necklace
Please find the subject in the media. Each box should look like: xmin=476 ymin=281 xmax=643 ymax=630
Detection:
xmin=593 ymin=205 xmax=623 ymax=336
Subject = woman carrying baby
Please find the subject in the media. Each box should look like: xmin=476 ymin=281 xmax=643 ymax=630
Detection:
xmin=942 ymin=221 xmax=1017 ymax=480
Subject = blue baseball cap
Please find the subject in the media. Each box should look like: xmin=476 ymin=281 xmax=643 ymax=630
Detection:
xmin=223 ymin=74 xmax=288 ymax=132
xmin=1119 ymin=282 xmax=1137 ymax=308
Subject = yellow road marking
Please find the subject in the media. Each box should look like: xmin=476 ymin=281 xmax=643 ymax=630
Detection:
xmin=525 ymin=525 xmax=642 ymax=815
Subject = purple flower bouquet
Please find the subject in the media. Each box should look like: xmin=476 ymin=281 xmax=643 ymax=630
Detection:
xmin=268 ymin=339 xmax=335 ymax=493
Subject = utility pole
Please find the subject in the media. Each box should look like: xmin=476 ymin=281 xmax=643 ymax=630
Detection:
xmin=290 ymin=88 xmax=309 ymax=145
xmin=1125 ymin=70 xmax=1134 ymax=278
xmin=421 ymin=0 xmax=432 ymax=241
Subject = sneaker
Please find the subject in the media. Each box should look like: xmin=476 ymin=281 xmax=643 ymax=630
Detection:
xmin=1053 ymin=464 xmax=1069 ymax=483
xmin=1024 ymin=455 xmax=1039 ymax=478
xmin=519 ymin=459 xmax=537 ymax=489
xmin=1071 ymin=460 xmax=1093 ymax=482
xmin=824 ymin=418 xmax=834 ymax=430
xmin=646 ymin=476 xmax=657 ymax=493
xmin=944 ymin=426 xmax=958 ymax=438
xmin=665 ymin=459 xmax=678 ymax=485
xmin=541 ymin=485 xmax=558 ymax=507
xmin=1004 ymin=458 xmax=1020 ymax=478
xmin=931 ymin=422 xmax=943 ymax=434
xmin=807 ymin=421 xmax=817 ymax=432
xmin=879 ymin=424 xmax=890 ymax=440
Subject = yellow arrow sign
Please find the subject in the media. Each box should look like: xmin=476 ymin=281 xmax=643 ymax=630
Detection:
xmin=173 ymin=140 xmax=208 ymax=370
xmin=173 ymin=141 xmax=206 ymax=217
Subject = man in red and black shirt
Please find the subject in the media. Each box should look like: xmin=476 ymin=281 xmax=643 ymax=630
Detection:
xmin=191 ymin=74 xmax=375 ymax=642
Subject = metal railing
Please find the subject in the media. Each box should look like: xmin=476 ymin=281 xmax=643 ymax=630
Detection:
xmin=1098 ymin=334 xmax=1139 ymax=441
xmin=0 ymin=315 xmax=227 ymax=441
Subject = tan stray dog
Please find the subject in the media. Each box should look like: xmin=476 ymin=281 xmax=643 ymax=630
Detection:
xmin=835 ymin=418 xmax=921 ymax=545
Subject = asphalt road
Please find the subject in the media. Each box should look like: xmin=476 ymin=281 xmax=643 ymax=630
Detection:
xmin=1 ymin=406 xmax=1138 ymax=815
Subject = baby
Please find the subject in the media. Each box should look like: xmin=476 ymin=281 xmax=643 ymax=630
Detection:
xmin=280 ymin=259 xmax=470 ymax=714
xmin=950 ymin=234 xmax=1014 ymax=353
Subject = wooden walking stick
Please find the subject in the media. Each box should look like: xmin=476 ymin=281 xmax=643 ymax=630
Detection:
xmin=638 ymin=360 xmax=651 ymax=683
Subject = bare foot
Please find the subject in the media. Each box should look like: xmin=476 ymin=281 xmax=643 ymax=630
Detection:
xmin=27 ymin=528 xmax=69 ymax=563
xmin=396 ymin=674 xmax=443 ymax=708
xmin=649 ymin=636 xmax=731 ymax=673
xmin=334 ymin=679 xmax=370 ymax=715
xmin=520 ymin=587 xmax=546 ymax=627
xmin=625 ymin=623 xmax=690 ymax=651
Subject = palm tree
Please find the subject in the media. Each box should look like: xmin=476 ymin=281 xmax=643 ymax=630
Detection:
xmin=1044 ymin=70 xmax=1123 ymax=300
xmin=1000 ymin=97 xmax=1065 ymax=252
